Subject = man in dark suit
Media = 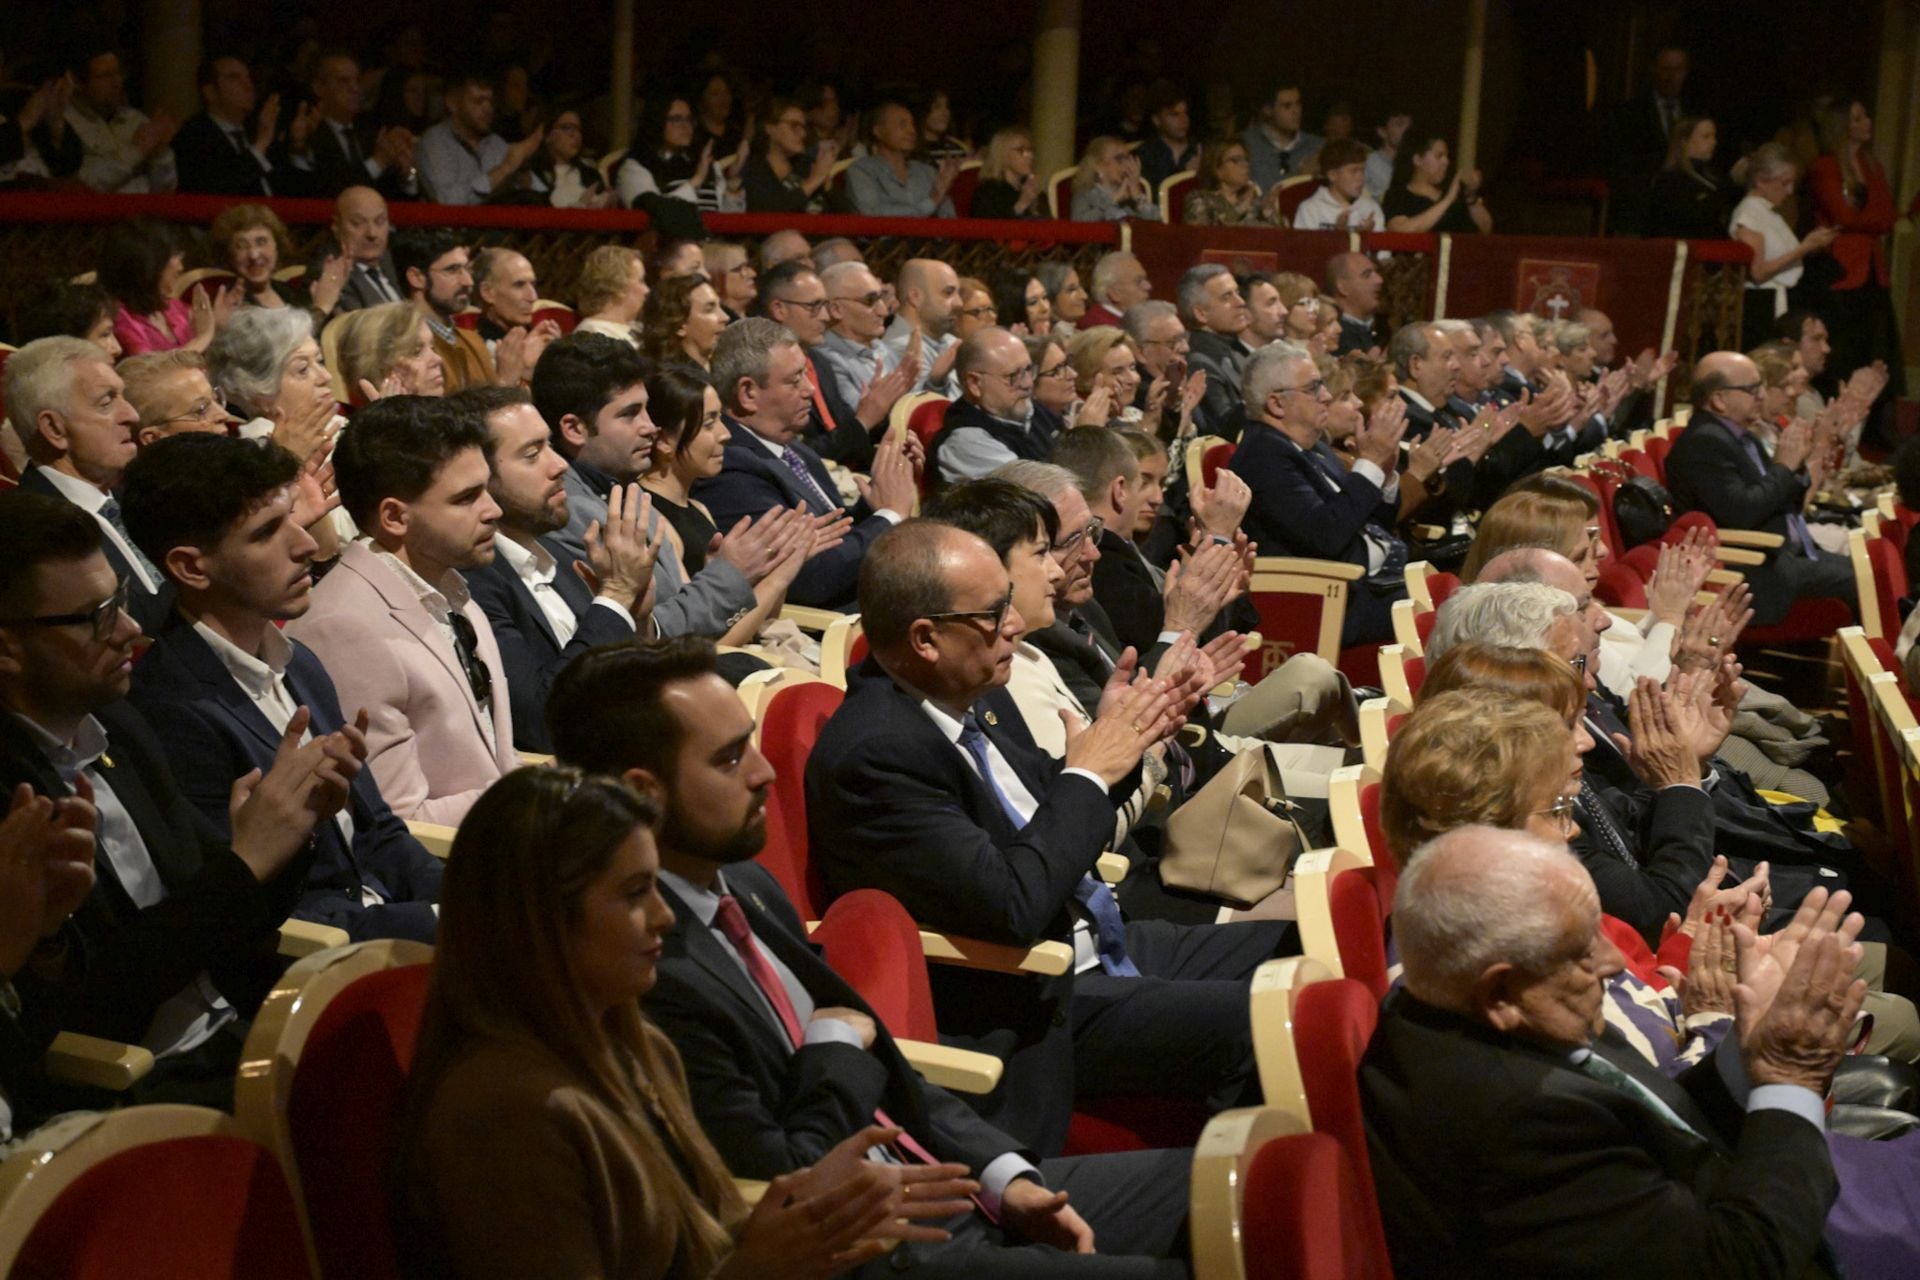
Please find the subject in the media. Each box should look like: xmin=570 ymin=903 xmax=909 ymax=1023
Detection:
xmin=1392 ymin=319 xmax=1556 ymax=511
xmin=1326 ymin=252 xmax=1384 ymax=356
xmin=547 ymin=638 xmax=1192 ymax=1276
xmin=172 ymin=55 xmax=280 ymax=196
xmin=1176 ymin=265 xmax=1251 ymax=439
xmin=7 ymin=337 xmax=173 ymax=631
xmin=1666 ymin=353 xmax=1856 ymax=626
xmin=759 ymin=262 xmax=885 ymax=470
xmin=283 ymin=50 xmax=417 ymax=200
xmin=1231 ymin=343 xmax=1408 ymax=647
xmin=0 ymin=492 xmax=353 ymax=1103
xmin=806 ymin=520 xmax=1288 ymax=1155
xmin=1363 ymin=825 xmax=1849 ymax=1277
xmin=118 ymin=434 xmax=443 ymax=944
xmin=459 ymin=386 xmax=650 ymax=752
xmin=1606 ymin=46 xmax=1694 ymax=236
xmin=694 ymin=318 xmax=921 ymax=610
xmin=308 ymin=187 xmax=407 ymax=314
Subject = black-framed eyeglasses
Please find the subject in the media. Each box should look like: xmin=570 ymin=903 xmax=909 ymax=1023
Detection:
xmin=959 ymin=305 xmax=997 ymax=320
xmin=925 ymin=589 xmax=1014 ymax=633
xmin=0 ymin=579 xmax=129 ymax=643
xmin=986 ymin=364 xmax=1035 ymax=387
xmin=775 ymin=296 xmax=830 ymax=316
xmin=1037 ymin=362 xmax=1076 ymax=382
xmin=1051 ymin=517 xmax=1104 ymax=558
xmin=447 ymin=611 xmax=495 ymax=707
xmin=834 ymin=291 xmax=885 ymax=309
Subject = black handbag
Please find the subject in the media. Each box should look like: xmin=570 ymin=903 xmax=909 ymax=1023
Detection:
xmin=1613 ymin=474 xmax=1677 ymax=548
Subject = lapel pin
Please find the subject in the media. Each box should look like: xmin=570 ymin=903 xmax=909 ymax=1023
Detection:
xmin=984 ymin=710 xmax=998 ymax=727
xmin=751 ymin=893 xmax=766 ymax=913
xmin=98 ymin=754 xmax=114 ymax=769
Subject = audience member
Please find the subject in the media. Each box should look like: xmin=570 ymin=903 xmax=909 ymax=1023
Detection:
xmin=813 ymin=261 xmax=906 ymax=416
xmin=993 ymin=268 xmax=1052 ymax=336
xmin=118 ymin=350 xmax=238 ymax=448
xmin=972 ymin=127 xmax=1044 ymax=220
xmin=1122 ymin=301 xmax=1191 ymax=403
xmin=65 ymin=44 xmax=177 ymax=194
xmin=1037 ymin=262 xmax=1089 ymax=336
xmin=695 ymin=318 xmax=918 ymax=609
xmin=807 ymin=519 xmax=1287 ymax=1154
xmin=1177 ymin=264 xmax=1251 ymax=436
xmin=759 ymin=262 xmax=875 ymax=467
xmin=532 ymin=332 xmax=761 ymax=640
xmin=1326 ymin=252 xmax=1384 ymax=355
xmin=1024 ymin=334 xmax=1076 ymax=442
xmin=1665 ymin=351 xmax=1855 ymax=624
xmin=392 ymin=229 xmax=497 ymax=392
xmin=471 ymin=248 xmax=541 ymax=348
xmin=1070 ymin=136 xmax=1158 ymax=222
xmin=203 ymin=309 xmax=344 ymax=543
xmin=283 ymin=395 xmax=517 ymax=823
xmin=810 ymin=237 xmax=865 ymax=271
xmin=0 ymin=491 xmax=341 ymax=1102
xmin=1647 ymin=117 xmax=1738 ymax=239
xmin=1137 ymin=83 xmax=1199 ymax=192
xmin=120 ymin=433 xmax=442 ymax=943
xmin=548 ymin=637 xmax=1194 ymax=1275
xmin=884 ymin=258 xmax=963 ymax=395
xmin=758 ymin=229 xmax=812 ymax=273
xmin=916 ymin=89 xmax=969 ymax=162
xmin=172 ymin=54 xmax=281 ymax=196
xmin=641 ymin=273 xmax=728 ymax=371
xmin=395 ymin=765 xmax=970 ymax=1279
xmin=1182 ymin=138 xmax=1281 ymax=226
xmin=335 ymin=301 xmax=447 ymax=401
xmin=1064 ymin=328 xmax=1151 ymax=433
xmin=1231 ymin=341 xmax=1408 ymax=645
xmin=953 ymin=276 xmax=999 ymax=342
xmin=416 ymin=70 xmax=544 ymax=206
xmin=571 ymin=245 xmax=648 ymax=347
xmin=615 ymin=96 xmax=732 ymax=211
xmin=211 ymin=204 xmax=345 ymax=324
xmin=1383 ymin=130 xmax=1490 ymax=233
xmin=742 ymin=98 xmax=835 ymax=214
xmin=525 ymin=110 xmax=610 ymax=209
xmin=702 ymin=242 xmax=758 ymax=321
xmin=1082 ymin=252 xmax=1152 ymax=330
xmin=101 ymin=219 xmax=225 ymax=356
xmin=1239 ymin=274 xmax=1286 ymax=348
xmin=9 ymin=280 xmax=121 ymax=358
xmin=459 ymin=385 xmax=651 ymax=751
xmin=6 ymin=336 xmax=173 ymax=628
xmin=1731 ymin=144 xmax=1839 ymax=345
xmin=287 ymin=50 xmax=417 ymax=199
xmin=1291 ymin=138 xmax=1383 ymax=230
xmin=1364 ymin=110 xmax=1410 ymax=199
xmin=847 ymin=100 xmax=958 ymax=218
xmin=1806 ymin=99 xmax=1904 ymax=414
xmin=930 ymin=328 xmax=1051 ymax=485
xmin=313 ymin=187 xmax=404 ymax=312
xmin=1606 ymin=45 xmax=1695 ymax=234
xmin=0 ymin=66 xmax=83 ymax=185
xmin=1241 ymin=81 xmax=1320 ymax=190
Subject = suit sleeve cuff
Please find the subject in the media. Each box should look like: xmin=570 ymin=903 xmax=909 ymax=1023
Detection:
xmin=977 ymin=1153 xmax=1042 ymax=1220
xmin=1749 ymin=1084 xmax=1827 ymax=1132
xmin=590 ymin=596 xmax=636 ymax=629
xmin=801 ymin=1018 xmax=865 ymax=1050
xmin=1061 ymin=767 xmax=1108 ymax=792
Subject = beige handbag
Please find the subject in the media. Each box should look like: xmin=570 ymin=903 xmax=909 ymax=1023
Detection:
xmin=1159 ymin=744 xmax=1310 ymax=907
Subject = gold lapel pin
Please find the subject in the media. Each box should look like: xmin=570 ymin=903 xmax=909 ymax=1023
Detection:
xmin=983 ymin=710 xmax=998 ymax=727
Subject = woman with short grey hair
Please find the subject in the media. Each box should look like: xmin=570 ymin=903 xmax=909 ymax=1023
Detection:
xmin=1731 ymin=143 xmax=1839 ymax=343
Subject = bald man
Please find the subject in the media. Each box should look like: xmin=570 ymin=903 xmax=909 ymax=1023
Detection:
xmin=883 ymin=258 xmax=963 ymax=396
xmin=929 ymin=328 xmax=1051 ymax=485
xmin=315 ymin=186 xmax=405 ymax=311
xmin=473 ymin=248 xmax=539 ymax=349
xmin=1664 ymin=352 xmax=1855 ymax=625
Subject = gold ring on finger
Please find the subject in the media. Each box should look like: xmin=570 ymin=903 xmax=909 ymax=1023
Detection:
xmin=1130 ymin=722 xmax=1144 ymax=735
xmin=1708 ymin=635 xmax=1721 ymax=647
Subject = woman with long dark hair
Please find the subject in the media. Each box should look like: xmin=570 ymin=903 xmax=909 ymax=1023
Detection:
xmin=1805 ymin=98 xmax=1905 ymax=417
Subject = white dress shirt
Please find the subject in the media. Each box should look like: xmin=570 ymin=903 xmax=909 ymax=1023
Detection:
xmin=33 ymin=466 xmax=160 ymax=593
xmin=492 ymin=533 xmax=634 ymax=643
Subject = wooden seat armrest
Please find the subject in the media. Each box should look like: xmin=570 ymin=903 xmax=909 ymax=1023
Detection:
xmin=734 ymin=1179 xmax=770 ymax=1205
xmin=516 ymin=751 xmax=554 ymax=766
xmin=896 ymin=1039 xmax=1005 ymax=1094
xmin=1716 ymin=528 xmax=1786 ymax=550
xmin=1711 ymin=546 xmax=1767 ymax=567
xmin=407 ymin=821 xmax=459 ymax=858
xmin=1250 ymin=556 xmax=1366 ymax=581
xmin=918 ymin=932 xmax=1073 ymax=977
xmin=1096 ymin=852 xmax=1128 ymax=885
xmin=779 ymin=605 xmax=844 ymax=633
xmin=42 ymin=1032 xmax=154 ymax=1091
xmin=278 ymin=919 xmax=350 ymax=958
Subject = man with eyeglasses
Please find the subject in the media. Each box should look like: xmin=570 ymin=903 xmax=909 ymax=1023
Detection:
xmin=806 ymin=519 xmax=1290 ymax=1156
xmin=813 ymin=261 xmax=910 ymax=422
xmin=929 ymin=328 xmax=1053 ymax=486
xmin=1121 ymin=302 xmax=1191 ymax=413
xmin=1176 ymin=265 xmax=1252 ymax=438
xmin=120 ymin=433 xmax=444 ymax=946
xmin=882 ymin=258 xmax=963 ymax=397
xmin=6 ymin=336 xmax=173 ymax=631
xmin=0 ymin=490 xmax=356 ymax=1106
xmin=758 ymin=261 xmax=903 ymax=470
xmin=118 ymin=349 xmax=240 ymax=448
xmin=285 ymin=396 xmax=518 ymax=824
xmin=1666 ymin=352 xmax=1856 ymax=627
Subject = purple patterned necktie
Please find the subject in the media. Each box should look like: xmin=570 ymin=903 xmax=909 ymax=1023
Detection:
xmin=780 ymin=444 xmax=835 ymax=514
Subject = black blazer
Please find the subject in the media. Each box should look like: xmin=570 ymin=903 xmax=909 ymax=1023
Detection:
xmin=1665 ymin=414 xmax=1808 ymax=545
xmin=299 ymin=117 xmax=407 ymax=199
xmin=307 ymin=241 xmax=406 ymax=314
xmin=691 ymin=418 xmax=891 ymax=610
xmin=1231 ymin=423 xmax=1398 ymax=575
xmin=125 ymin=613 xmax=441 ymax=943
xmin=1186 ymin=330 xmax=1247 ymax=440
xmin=1362 ymin=989 xmax=1837 ymax=1278
xmin=0 ymin=702 xmax=303 ymax=1046
xmin=1336 ymin=311 xmax=1379 ymax=356
xmin=1573 ymin=779 xmax=1717 ymax=947
xmin=805 ymin=659 xmax=1134 ymax=1153
xmin=647 ymin=861 xmax=1024 ymax=1179
xmin=171 ymin=112 xmax=275 ymax=196
xmin=463 ymin=538 xmax=636 ymax=752
xmin=18 ymin=467 xmax=174 ymax=634
xmin=1090 ymin=528 xmax=1166 ymax=656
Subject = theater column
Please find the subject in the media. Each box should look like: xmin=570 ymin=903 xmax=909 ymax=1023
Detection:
xmin=610 ymin=0 xmax=636 ymax=153
xmin=143 ymin=0 xmax=200 ymax=122
xmin=1456 ymin=0 xmax=1488 ymax=177
xmin=1033 ymin=0 xmax=1082 ymax=187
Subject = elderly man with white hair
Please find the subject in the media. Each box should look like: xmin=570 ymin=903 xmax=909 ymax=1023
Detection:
xmin=1362 ymin=824 xmax=1861 ymax=1278
xmin=1081 ymin=251 xmax=1153 ymax=330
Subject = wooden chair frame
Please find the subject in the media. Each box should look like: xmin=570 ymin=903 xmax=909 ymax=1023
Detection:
xmin=1189 ymin=1105 xmax=1312 ymax=1280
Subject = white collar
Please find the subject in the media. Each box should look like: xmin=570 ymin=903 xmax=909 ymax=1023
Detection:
xmin=11 ymin=711 xmax=109 ymax=778
xmin=191 ymin=618 xmax=293 ymax=702
xmin=33 ymin=465 xmax=112 ymax=515
xmin=658 ymin=866 xmax=730 ymax=927
xmin=367 ymin=543 xmax=471 ymax=619
xmin=492 ymin=532 xmax=557 ymax=587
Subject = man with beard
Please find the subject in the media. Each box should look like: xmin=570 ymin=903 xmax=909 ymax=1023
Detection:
xmin=284 ymin=396 xmax=518 ymax=824
xmin=459 ymin=385 xmax=657 ymax=752
xmin=883 ymin=258 xmax=964 ymax=397
xmin=122 ymin=433 xmax=442 ymax=942
xmin=548 ymin=636 xmax=1193 ymax=1276
xmin=393 ymin=229 xmax=544 ymax=393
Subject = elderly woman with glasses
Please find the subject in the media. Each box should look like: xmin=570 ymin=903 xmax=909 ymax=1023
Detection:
xmin=1062 ymin=325 xmax=1193 ymax=440
xmin=952 ymin=277 xmax=998 ymax=342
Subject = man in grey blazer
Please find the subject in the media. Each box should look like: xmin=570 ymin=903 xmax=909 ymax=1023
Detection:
xmin=531 ymin=332 xmax=783 ymax=638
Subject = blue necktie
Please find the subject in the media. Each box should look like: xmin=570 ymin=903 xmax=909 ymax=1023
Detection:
xmin=1734 ymin=431 xmax=1816 ymax=556
xmin=957 ymin=710 xmax=1138 ymax=977
xmin=99 ymin=496 xmax=162 ymax=587
xmin=780 ymin=444 xmax=836 ymax=515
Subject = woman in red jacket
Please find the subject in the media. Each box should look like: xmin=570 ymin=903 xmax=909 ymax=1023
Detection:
xmin=1805 ymin=99 xmax=1904 ymax=428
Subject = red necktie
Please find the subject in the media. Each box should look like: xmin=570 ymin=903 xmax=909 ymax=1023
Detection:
xmin=712 ymin=894 xmax=944 ymax=1170
xmin=803 ymin=359 xmax=840 ymax=432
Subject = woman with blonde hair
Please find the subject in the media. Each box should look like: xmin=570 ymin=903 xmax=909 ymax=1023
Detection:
xmin=334 ymin=300 xmax=447 ymax=401
xmin=1272 ymin=272 xmax=1321 ymax=346
xmin=575 ymin=246 xmax=650 ymax=348
xmin=1069 ymin=136 xmax=1159 ymax=222
xmin=397 ymin=767 xmax=971 ymax=1279
xmin=972 ymin=126 xmax=1044 ymax=219
xmin=951 ymin=276 xmax=997 ymax=341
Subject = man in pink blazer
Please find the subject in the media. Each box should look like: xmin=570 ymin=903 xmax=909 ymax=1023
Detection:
xmin=286 ymin=397 xmax=516 ymax=824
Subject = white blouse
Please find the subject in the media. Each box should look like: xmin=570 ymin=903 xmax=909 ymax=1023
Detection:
xmin=1730 ymin=194 xmax=1801 ymax=293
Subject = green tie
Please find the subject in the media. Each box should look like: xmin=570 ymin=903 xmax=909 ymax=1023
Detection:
xmin=1575 ymin=1049 xmax=1705 ymax=1140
